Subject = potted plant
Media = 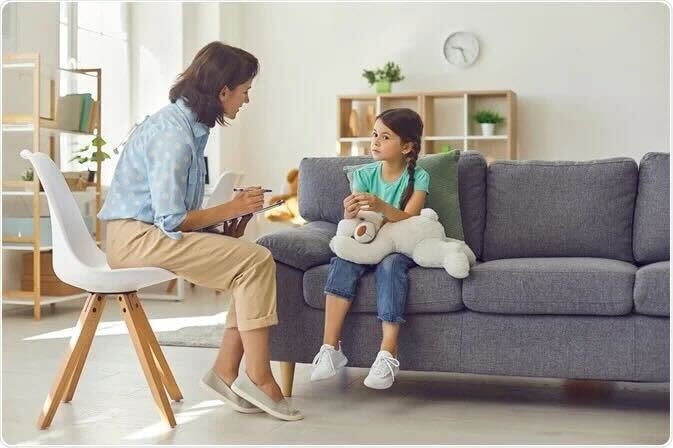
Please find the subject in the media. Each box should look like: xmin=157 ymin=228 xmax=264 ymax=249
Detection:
xmin=473 ymin=110 xmax=505 ymax=136
xmin=362 ymin=62 xmax=405 ymax=94
xmin=21 ymin=167 xmax=43 ymax=191
xmin=69 ymin=136 xmax=110 ymax=183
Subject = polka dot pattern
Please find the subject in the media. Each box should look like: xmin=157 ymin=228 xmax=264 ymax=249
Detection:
xmin=98 ymin=98 xmax=210 ymax=240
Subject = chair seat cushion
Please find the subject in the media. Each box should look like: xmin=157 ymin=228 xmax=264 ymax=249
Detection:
xmin=634 ymin=261 xmax=670 ymax=317
xmin=303 ymin=264 xmax=463 ymax=314
xmin=463 ymin=258 xmax=636 ymax=316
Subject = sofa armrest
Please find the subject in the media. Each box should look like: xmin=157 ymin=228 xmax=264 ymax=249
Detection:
xmin=256 ymin=221 xmax=336 ymax=271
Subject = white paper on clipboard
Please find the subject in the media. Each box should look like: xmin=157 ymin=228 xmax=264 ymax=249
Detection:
xmin=195 ymin=200 xmax=286 ymax=232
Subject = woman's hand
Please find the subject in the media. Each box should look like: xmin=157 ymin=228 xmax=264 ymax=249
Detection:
xmin=343 ymin=193 xmax=361 ymax=219
xmin=354 ymin=193 xmax=386 ymax=213
xmin=230 ymin=187 xmax=265 ymax=216
xmin=222 ymin=214 xmax=253 ymax=238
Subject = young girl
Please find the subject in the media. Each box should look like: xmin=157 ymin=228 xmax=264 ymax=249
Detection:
xmin=311 ymin=108 xmax=430 ymax=389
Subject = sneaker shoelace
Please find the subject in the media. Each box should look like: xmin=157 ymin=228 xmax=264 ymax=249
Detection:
xmin=312 ymin=345 xmax=336 ymax=373
xmin=371 ymin=354 xmax=400 ymax=379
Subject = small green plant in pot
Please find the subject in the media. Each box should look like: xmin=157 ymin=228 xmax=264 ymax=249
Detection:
xmin=69 ymin=136 xmax=110 ymax=182
xmin=362 ymin=62 xmax=405 ymax=93
xmin=473 ymin=110 xmax=505 ymax=136
xmin=20 ymin=167 xmax=43 ymax=191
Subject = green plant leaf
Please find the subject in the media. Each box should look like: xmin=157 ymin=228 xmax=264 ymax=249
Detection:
xmin=73 ymin=145 xmax=90 ymax=154
xmin=90 ymin=151 xmax=111 ymax=162
xmin=91 ymin=136 xmax=107 ymax=147
xmin=473 ymin=110 xmax=505 ymax=124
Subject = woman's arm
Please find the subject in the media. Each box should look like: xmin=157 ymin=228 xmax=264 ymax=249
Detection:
xmin=178 ymin=189 xmax=264 ymax=232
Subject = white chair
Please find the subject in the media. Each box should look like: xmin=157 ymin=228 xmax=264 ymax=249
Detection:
xmin=204 ymin=170 xmax=244 ymax=208
xmin=20 ymin=150 xmax=182 ymax=429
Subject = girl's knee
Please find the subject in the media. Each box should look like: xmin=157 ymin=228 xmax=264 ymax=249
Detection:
xmin=378 ymin=253 xmax=407 ymax=273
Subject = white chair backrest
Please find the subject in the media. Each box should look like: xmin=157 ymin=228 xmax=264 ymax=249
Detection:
xmin=204 ymin=171 xmax=244 ymax=208
xmin=20 ymin=150 xmax=107 ymax=275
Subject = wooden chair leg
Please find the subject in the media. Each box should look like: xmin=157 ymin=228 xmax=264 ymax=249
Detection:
xmin=117 ymin=294 xmax=176 ymax=428
xmin=127 ymin=293 xmax=183 ymax=401
xmin=279 ymin=361 xmax=296 ymax=397
xmin=63 ymin=294 xmax=107 ymax=403
xmin=37 ymin=293 xmax=102 ymax=429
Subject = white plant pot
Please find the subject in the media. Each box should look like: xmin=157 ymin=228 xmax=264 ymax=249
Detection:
xmin=481 ymin=123 xmax=495 ymax=136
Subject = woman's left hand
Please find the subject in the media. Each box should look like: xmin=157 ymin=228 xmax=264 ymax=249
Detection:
xmin=354 ymin=193 xmax=386 ymax=213
xmin=222 ymin=214 xmax=253 ymax=238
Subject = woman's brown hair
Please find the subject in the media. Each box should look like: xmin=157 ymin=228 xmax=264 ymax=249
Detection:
xmin=169 ymin=41 xmax=259 ymax=128
xmin=376 ymin=108 xmax=424 ymax=210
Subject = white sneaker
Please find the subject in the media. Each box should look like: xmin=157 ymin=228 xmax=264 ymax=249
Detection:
xmin=364 ymin=350 xmax=400 ymax=390
xmin=310 ymin=343 xmax=348 ymax=381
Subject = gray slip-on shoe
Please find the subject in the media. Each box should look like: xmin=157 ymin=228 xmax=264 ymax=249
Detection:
xmin=231 ymin=372 xmax=304 ymax=421
xmin=200 ymin=369 xmax=263 ymax=414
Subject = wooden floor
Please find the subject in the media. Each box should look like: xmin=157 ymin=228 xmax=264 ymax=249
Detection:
xmin=2 ymin=285 xmax=670 ymax=445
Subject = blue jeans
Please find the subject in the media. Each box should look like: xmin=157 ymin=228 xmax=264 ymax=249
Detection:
xmin=323 ymin=253 xmax=416 ymax=324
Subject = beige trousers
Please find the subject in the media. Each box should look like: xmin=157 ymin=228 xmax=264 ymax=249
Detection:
xmin=105 ymin=219 xmax=278 ymax=331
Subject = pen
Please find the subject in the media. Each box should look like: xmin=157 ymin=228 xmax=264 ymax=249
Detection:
xmin=233 ymin=188 xmax=273 ymax=192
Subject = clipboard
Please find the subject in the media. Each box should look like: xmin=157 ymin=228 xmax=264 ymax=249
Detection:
xmin=195 ymin=200 xmax=286 ymax=232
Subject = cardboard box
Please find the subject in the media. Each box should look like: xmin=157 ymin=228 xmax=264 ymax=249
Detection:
xmin=21 ymin=252 xmax=83 ymax=296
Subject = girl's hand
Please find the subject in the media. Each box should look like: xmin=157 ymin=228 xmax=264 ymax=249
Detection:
xmin=230 ymin=187 xmax=264 ymax=216
xmin=355 ymin=193 xmax=386 ymax=213
xmin=343 ymin=193 xmax=361 ymax=219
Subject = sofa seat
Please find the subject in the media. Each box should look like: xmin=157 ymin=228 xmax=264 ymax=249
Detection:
xmin=303 ymin=264 xmax=464 ymax=314
xmin=463 ymin=258 xmax=636 ymax=316
xmin=634 ymin=261 xmax=670 ymax=317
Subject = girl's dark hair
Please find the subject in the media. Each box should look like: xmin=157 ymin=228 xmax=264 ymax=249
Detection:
xmin=169 ymin=41 xmax=259 ymax=128
xmin=376 ymin=108 xmax=424 ymax=210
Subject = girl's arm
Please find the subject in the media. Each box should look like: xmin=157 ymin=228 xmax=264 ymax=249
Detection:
xmin=381 ymin=190 xmax=427 ymax=222
xmin=354 ymin=190 xmax=427 ymax=223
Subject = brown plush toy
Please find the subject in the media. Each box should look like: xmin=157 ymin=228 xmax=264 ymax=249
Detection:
xmin=265 ymin=168 xmax=306 ymax=225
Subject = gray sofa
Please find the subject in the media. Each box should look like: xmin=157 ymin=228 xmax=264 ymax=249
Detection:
xmin=257 ymin=151 xmax=669 ymax=394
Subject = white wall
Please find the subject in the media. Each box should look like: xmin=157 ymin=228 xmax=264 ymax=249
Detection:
xmin=129 ymin=2 xmax=183 ymax=123
xmin=129 ymin=2 xmax=247 ymax=183
xmin=233 ymin=2 xmax=669 ymax=187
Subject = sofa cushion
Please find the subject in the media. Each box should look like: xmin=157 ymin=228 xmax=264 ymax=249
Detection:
xmin=483 ymin=158 xmax=638 ymax=262
xmin=299 ymin=150 xmax=487 ymax=259
xmin=256 ymin=221 xmax=336 ymax=271
xmin=415 ymin=150 xmax=463 ymax=240
xmin=633 ymin=152 xmax=670 ymax=265
xmin=633 ymin=261 xmax=669 ymax=317
xmin=303 ymin=264 xmax=463 ymax=314
xmin=462 ymin=258 xmax=636 ymax=316
xmin=299 ymin=156 xmax=370 ymax=225
xmin=455 ymin=151 xmax=487 ymax=261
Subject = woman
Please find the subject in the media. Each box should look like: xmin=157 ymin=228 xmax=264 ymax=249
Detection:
xmin=99 ymin=42 xmax=302 ymax=421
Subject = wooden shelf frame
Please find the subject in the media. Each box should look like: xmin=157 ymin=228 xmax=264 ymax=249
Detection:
xmin=337 ymin=90 xmax=517 ymax=160
xmin=2 ymin=53 xmax=103 ymax=320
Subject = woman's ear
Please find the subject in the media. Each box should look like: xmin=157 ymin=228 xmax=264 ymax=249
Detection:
xmin=219 ymin=85 xmax=231 ymax=100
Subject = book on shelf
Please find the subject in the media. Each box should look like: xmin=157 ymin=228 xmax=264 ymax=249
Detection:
xmin=56 ymin=94 xmax=84 ymax=131
xmin=56 ymin=93 xmax=98 ymax=133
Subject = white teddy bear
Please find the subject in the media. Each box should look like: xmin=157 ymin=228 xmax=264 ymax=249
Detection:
xmin=330 ymin=208 xmax=476 ymax=279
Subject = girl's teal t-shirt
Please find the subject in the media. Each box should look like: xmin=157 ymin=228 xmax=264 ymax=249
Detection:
xmin=351 ymin=161 xmax=430 ymax=209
